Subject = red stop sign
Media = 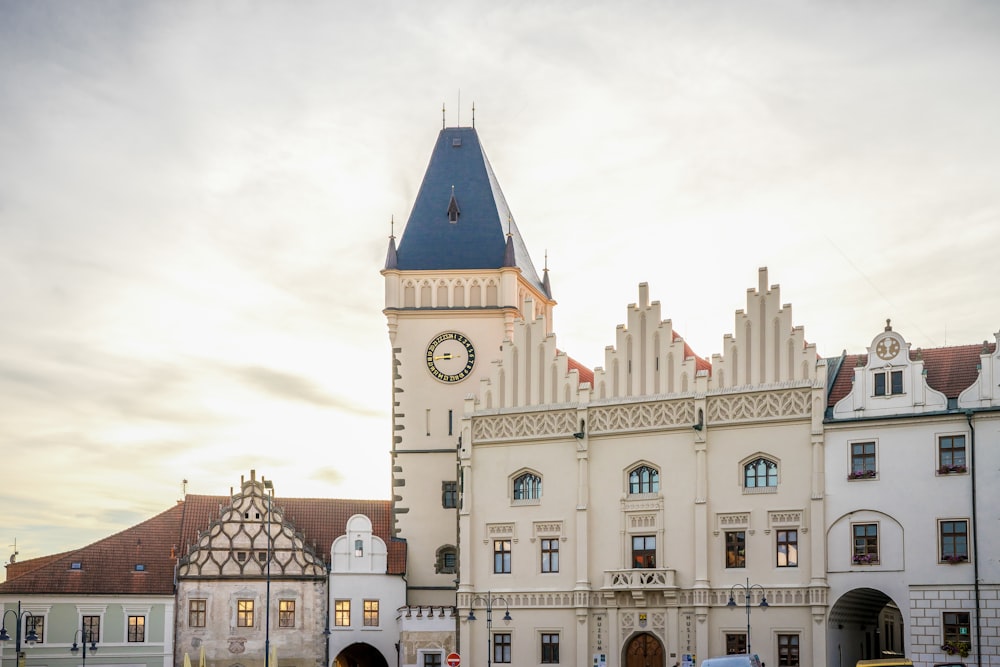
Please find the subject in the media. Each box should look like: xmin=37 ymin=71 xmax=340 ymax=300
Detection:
xmin=446 ymin=653 xmax=461 ymax=667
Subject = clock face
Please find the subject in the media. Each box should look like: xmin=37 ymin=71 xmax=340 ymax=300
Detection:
xmin=426 ymin=332 xmax=476 ymax=383
xmin=875 ymin=336 xmax=900 ymax=361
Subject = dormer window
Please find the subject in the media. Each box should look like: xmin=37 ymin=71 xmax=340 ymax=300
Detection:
xmin=70 ymin=561 xmax=83 ymax=570
xmin=874 ymin=369 xmax=903 ymax=396
xmin=447 ymin=191 xmax=461 ymax=223
xmin=135 ymin=564 xmax=145 ymax=571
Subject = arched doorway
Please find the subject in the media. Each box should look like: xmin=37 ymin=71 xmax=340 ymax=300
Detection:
xmin=828 ymin=587 xmax=905 ymax=667
xmin=624 ymin=632 xmax=665 ymax=667
xmin=333 ymin=642 xmax=389 ymax=667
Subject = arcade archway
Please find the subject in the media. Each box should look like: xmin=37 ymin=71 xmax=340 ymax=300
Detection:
xmin=333 ymin=642 xmax=389 ymax=667
xmin=828 ymin=587 xmax=905 ymax=667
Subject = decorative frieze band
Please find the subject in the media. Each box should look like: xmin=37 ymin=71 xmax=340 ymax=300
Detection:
xmin=589 ymin=400 xmax=695 ymax=434
xmin=472 ymin=410 xmax=578 ymax=442
xmin=706 ymin=388 xmax=810 ymax=424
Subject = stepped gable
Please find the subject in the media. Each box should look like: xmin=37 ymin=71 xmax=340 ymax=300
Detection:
xmin=826 ymin=342 xmax=996 ymax=408
xmin=394 ymin=127 xmax=545 ymax=294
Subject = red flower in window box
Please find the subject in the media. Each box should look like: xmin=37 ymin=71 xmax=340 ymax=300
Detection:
xmin=848 ymin=470 xmax=877 ymax=480
xmin=943 ymin=554 xmax=968 ymax=564
xmin=938 ymin=464 xmax=967 ymax=474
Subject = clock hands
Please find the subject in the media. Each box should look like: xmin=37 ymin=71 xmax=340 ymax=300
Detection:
xmin=433 ymin=353 xmax=464 ymax=361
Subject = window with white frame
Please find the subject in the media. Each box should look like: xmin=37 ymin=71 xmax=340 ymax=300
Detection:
xmin=939 ymin=519 xmax=969 ymax=563
xmin=938 ymin=435 xmax=967 ymax=474
xmin=874 ymin=369 xmax=904 ymax=396
xmin=853 ymin=523 xmax=879 ymax=564
xmin=849 ymin=441 xmax=877 ymax=479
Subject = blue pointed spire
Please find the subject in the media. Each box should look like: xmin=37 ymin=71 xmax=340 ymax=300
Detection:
xmin=395 ymin=127 xmax=545 ymax=293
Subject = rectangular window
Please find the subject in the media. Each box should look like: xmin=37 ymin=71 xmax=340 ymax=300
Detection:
xmin=942 ymin=611 xmax=971 ymax=644
xmin=939 ymin=435 xmax=967 ymax=472
xmin=493 ymin=633 xmax=512 ymax=664
xmin=442 ymin=481 xmax=458 ymax=509
xmin=25 ymin=616 xmax=44 ymax=643
xmin=278 ymin=600 xmax=295 ymax=628
xmin=541 ymin=633 xmax=560 ymax=663
xmin=423 ymin=654 xmax=442 ymax=667
xmin=189 ymin=600 xmax=206 ymax=628
xmin=82 ymin=616 xmax=100 ymax=643
xmin=335 ymin=600 xmax=350 ymax=627
xmin=725 ymin=531 xmax=746 ymax=568
xmin=874 ymin=370 xmax=904 ymax=396
xmin=853 ymin=523 xmax=879 ymax=564
xmin=541 ymin=538 xmax=560 ymax=573
xmin=127 ymin=615 xmax=145 ymax=642
xmin=632 ymin=535 xmax=656 ymax=569
xmin=778 ymin=634 xmax=800 ymax=666
xmin=237 ymin=600 xmax=254 ymax=628
xmin=494 ymin=540 xmax=511 ymax=574
xmin=364 ymin=600 xmax=379 ymax=627
xmin=940 ymin=520 xmax=969 ymax=562
xmin=726 ymin=633 xmax=747 ymax=655
xmin=850 ymin=441 xmax=877 ymax=478
xmin=777 ymin=529 xmax=798 ymax=568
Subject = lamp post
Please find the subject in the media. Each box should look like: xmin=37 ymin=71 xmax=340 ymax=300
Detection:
xmin=263 ymin=479 xmax=274 ymax=667
xmin=466 ymin=592 xmax=512 ymax=667
xmin=69 ymin=620 xmax=98 ymax=667
xmin=0 ymin=602 xmax=39 ymax=667
xmin=727 ymin=578 xmax=768 ymax=654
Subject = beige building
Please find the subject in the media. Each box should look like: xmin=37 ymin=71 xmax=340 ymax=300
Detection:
xmin=456 ymin=272 xmax=828 ymax=667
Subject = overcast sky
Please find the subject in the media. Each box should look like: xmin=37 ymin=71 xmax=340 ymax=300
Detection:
xmin=2 ymin=1 xmax=998 ymax=568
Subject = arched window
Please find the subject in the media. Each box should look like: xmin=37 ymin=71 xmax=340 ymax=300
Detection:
xmin=513 ymin=473 xmax=542 ymax=500
xmin=744 ymin=458 xmax=778 ymax=488
xmin=628 ymin=465 xmax=659 ymax=495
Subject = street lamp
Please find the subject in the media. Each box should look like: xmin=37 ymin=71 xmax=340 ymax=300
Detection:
xmin=263 ymin=479 xmax=274 ymax=667
xmin=466 ymin=592 xmax=512 ymax=667
xmin=727 ymin=578 xmax=768 ymax=654
xmin=69 ymin=620 xmax=98 ymax=667
xmin=0 ymin=602 xmax=39 ymax=667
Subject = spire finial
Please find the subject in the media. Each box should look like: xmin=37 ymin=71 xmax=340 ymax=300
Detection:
xmin=442 ymin=103 xmax=445 ymax=129
xmin=885 ymin=318 xmax=892 ymax=331
xmin=544 ymin=249 xmax=549 ymax=272
xmin=507 ymin=214 xmax=512 ymax=237
xmin=390 ymin=215 xmax=395 ymax=240
xmin=472 ymin=102 xmax=476 ymax=128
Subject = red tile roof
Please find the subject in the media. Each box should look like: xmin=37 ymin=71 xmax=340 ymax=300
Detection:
xmin=0 ymin=496 xmax=404 ymax=595
xmin=566 ymin=355 xmax=594 ymax=385
xmin=827 ymin=343 xmax=995 ymax=408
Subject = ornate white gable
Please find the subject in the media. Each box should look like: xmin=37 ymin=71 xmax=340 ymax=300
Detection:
xmin=832 ymin=321 xmax=947 ymax=418
xmin=958 ymin=331 xmax=1000 ymax=408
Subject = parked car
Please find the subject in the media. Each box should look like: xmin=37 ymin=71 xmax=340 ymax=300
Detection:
xmin=855 ymin=660 xmax=914 ymax=667
xmin=932 ymin=663 xmax=966 ymax=667
xmin=702 ymin=655 xmax=762 ymax=667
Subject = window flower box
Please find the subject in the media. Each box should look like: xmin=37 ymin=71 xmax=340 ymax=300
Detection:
xmin=938 ymin=464 xmax=967 ymax=474
xmin=943 ymin=554 xmax=968 ymax=564
xmin=940 ymin=640 xmax=970 ymax=657
xmin=848 ymin=470 xmax=877 ymax=480
xmin=853 ymin=554 xmax=878 ymax=565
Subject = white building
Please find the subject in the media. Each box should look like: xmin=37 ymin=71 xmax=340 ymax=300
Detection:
xmin=825 ymin=325 xmax=1000 ymax=667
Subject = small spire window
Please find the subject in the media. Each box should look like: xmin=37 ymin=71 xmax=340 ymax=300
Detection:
xmin=447 ymin=188 xmax=460 ymax=223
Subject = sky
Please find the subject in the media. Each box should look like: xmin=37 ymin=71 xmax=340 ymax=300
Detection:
xmin=1 ymin=1 xmax=998 ymax=569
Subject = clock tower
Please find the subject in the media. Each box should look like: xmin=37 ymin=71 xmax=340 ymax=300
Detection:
xmin=382 ymin=126 xmax=553 ymax=605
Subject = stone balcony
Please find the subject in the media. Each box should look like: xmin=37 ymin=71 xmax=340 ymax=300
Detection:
xmin=602 ymin=568 xmax=678 ymax=603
